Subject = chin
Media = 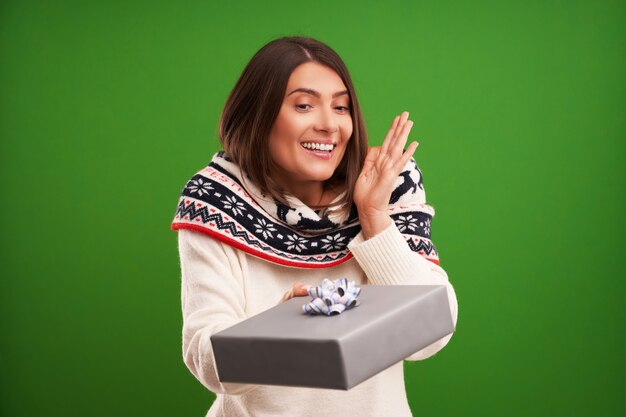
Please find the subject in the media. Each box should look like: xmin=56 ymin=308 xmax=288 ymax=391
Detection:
xmin=305 ymin=166 xmax=339 ymax=181
xmin=302 ymin=173 xmax=334 ymax=183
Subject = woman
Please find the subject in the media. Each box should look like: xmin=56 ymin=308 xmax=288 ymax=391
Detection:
xmin=171 ymin=36 xmax=458 ymax=417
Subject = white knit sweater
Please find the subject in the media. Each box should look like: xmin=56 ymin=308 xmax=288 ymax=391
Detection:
xmin=178 ymin=222 xmax=458 ymax=417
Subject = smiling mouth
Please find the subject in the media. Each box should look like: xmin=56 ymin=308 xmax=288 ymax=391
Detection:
xmin=301 ymin=142 xmax=336 ymax=152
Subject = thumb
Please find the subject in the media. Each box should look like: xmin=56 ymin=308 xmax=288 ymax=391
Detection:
xmin=361 ymin=147 xmax=380 ymax=175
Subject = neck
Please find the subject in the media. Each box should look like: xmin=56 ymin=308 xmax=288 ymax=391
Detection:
xmin=273 ymin=177 xmax=335 ymax=208
xmin=291 ymin=181 xmax=327 ymax=207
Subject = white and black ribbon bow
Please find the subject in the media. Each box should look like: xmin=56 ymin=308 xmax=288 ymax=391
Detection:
xmin=302 ymin=278 xmax=361 ymax=316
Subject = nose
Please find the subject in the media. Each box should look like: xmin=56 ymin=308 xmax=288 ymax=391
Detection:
xmin=313 ymin=107 xmax=339 ymax=134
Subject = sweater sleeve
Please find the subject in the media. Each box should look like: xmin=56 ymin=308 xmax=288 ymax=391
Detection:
xmin=347 ymin=222 xmax=458 ymax=361
xmin=177 ymin=228 xmax=259 ymax=395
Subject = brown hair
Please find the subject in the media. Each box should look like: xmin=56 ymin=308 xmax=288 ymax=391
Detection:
xmin=218 ymin=36 xmax=368 ymax=216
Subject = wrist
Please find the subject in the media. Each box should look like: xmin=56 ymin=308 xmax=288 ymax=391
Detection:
xmin=359 ymin=214 xmax=392 ymax=240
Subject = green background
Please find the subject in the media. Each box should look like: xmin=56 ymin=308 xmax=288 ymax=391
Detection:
xmin=1 ymin=1 xmax=623 ymax=416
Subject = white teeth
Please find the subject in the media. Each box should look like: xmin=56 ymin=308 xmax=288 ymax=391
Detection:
xmin=302 ymin=142 xmax=335 ymax=152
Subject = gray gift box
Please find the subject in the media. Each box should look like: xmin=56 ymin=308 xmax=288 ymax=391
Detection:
xmin=211 ymin=285 xmax=454 ymax=390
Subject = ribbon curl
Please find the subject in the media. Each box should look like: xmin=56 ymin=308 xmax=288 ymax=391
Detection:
xmin=302 ymin=278 xmax=361 ymax=316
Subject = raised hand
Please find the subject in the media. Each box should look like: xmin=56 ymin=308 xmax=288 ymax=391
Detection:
xmin=353 ymin=111 xmax=419 ymax=239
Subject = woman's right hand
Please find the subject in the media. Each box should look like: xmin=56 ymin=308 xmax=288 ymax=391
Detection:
xmin=353 ymin=111 xmax=418 ymax=239
xmin=279 ymin=282 xmax=311 ymax=303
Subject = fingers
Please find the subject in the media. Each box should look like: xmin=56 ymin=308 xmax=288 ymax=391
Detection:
xmin=395 ymin=120 xmax=414 ymax=158
xmin=279 ymin=282 xmax=311 ymax=303
xmin=378 ymin=111 xmax=414 ymax=169
xmin=400 ymin=140 xmax=419 ymax=167
xmin=279 ymin=289 xmax=293 ymax=303
xmin=392 ymin=111 xmax=410 ymax=143
xmin=379 ymin=115 xmax=400 ymax=156
xmin=361 ymin=147 xmax=380 ymax=177
xmin=293 ymin=282 xmax=311 ymax=297
xmin=364 ymin=147 xmax=381 ymax=164
xmin=390 ymin=112 xmax=412 ymax=157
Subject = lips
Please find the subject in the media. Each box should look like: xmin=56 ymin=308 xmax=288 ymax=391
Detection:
xmin=300 ymin=142 xmax=336 ymax=152
xmin=300 ymin=142 xmax=335 ymax=160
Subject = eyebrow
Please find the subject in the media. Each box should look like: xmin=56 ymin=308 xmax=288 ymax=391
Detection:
xmin=287 ymin=88 xmax=349 ymax=99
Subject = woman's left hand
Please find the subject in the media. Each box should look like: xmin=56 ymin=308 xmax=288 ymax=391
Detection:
xmin=278 ymin=282 xmax=311 ymax=304
xmin=353 ymin=111 xmax=418 ymax=239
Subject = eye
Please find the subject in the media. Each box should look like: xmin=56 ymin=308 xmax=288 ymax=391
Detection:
xmin=335 ymin=106 xmax=351 ymax=113
xmin=295 ymin=104 xmax=312 ymax=111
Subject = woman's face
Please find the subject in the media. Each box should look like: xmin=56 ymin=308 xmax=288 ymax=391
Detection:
xmin=268 ymin=62 xmax=353 ymax=193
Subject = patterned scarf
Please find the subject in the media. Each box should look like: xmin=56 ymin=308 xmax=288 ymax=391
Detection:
xmin=171 ymin=151 xmax=439 ymax=268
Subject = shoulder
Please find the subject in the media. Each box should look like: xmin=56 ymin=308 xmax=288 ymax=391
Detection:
xmin=176 ymin=152 xmax=229 ymax=193
xmin=178 ymin=227 xmax=242 ymax=251
xmin=178 ymin=228 xmax=219 ymax=252
xmin=178 ymin=228 xmax=242 ymax=261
